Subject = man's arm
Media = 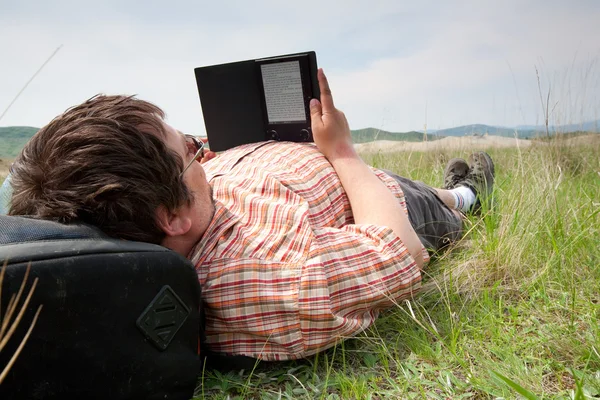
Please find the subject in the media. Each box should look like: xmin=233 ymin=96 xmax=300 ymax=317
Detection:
xmin=309 ymin=69 xmax=424 ymax=269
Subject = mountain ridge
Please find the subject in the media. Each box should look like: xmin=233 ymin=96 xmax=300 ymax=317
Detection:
xmin=2 ymin=121 xmax=599 ymax=159
xmin=420 ymin=119 xmax=600 ymax=138
xmin=0 ymin=126 xmax=40 ymax=159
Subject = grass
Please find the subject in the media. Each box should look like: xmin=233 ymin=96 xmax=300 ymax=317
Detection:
xmin=0 ymin=263 xmax=43 ymax=384
xmin=194 ymin=138 xmax=600 ymax=399
xmin=0 ymin=138 xmax=597 ymax=399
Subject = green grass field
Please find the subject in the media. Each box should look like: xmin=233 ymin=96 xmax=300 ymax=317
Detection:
xmin=195 ymin=138 xmax=600 ymax=399
xmin=1 ymin=137 xmax=597 ymax=399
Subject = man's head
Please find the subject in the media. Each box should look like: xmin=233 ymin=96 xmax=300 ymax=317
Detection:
xmin=9 ymin=95 xmax=214 ymax=248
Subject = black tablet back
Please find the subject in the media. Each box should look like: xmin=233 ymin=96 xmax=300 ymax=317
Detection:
xmin=195 ymin=51 xmax=319 ymax=151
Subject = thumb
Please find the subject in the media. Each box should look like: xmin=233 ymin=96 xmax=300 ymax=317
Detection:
xmin=310 ymin=98 xmax=323 ymax=124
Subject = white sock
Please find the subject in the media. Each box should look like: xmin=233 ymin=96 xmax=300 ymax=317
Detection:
xmin=449 ymin=185 xmax=476 ymax=212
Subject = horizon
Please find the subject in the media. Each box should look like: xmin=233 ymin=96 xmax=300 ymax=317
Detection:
xmin=1 ymin=1 xmax=599 ymax=135
xmin=3 ymin=119 xmax=599 ymax=137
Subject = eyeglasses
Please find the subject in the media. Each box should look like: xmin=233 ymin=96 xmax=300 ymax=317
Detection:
xmin=180 ymin=135 xmax=205 ymax=177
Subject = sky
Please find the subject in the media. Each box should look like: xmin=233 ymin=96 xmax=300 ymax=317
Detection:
xmin=1 ymin=0 xmax=599 ymax=135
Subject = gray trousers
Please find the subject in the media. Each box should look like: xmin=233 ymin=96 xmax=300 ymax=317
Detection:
xmin=385 ymin=171 xmax=463 ymax=253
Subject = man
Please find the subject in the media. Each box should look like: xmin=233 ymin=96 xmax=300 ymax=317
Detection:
xmin=7 ymin=70 xmax=494 ymax=360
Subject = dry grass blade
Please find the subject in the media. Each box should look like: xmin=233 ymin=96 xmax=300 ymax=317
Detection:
xmin=0 ymin=45 xmax=62 ymax=122
xmin=0 ymin=263 xmax=43 ymax=385
xmin=0 ymin=265 xmax=30 ymax=338
xmin=0 ymin=304 xmax=43 ymax=385
xmin=0 ymin=265 xmax=38 ymax=353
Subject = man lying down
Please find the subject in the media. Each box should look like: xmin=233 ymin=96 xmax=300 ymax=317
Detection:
xmin=4 ymin=69 xmax=494 ymax=361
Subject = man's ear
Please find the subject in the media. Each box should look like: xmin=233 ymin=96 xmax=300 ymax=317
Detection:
xmin=155 ymin=205 xmax=193 ymax=237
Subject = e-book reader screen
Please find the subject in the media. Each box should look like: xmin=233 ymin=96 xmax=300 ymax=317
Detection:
xmin=260 ymin=61 xmax=307 ymax=124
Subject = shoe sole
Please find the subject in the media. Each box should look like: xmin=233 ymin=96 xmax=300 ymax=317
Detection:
xmin=469 ymin=152 xmax=495 ymax=191
xmin=443 ymin=158 xmax=470 ymax=189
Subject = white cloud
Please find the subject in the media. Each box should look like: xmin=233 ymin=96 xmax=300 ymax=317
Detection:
xmin=331 ymin=1 xmax=600 ymax=130
xmin=0 ymin=0 xmax=599 ymax=134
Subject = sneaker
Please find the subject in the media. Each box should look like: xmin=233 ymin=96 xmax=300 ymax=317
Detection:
xmin=461 ymin=151 xmax=495 ymax=212
xmin=443 ymin=158 xmax=470 ymax=189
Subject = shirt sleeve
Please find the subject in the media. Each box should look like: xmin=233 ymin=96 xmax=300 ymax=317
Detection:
xmin=297 ymin=223 xmax=425 ymax=357
xmin=199 ymin=222 xmax=426 ymax=361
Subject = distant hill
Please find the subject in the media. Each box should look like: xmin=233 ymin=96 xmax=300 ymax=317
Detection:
xmin=0 ymin=126 xmax=38 ymax=159
xmin=1 ymin=126 xmax=442 ymax=158
xmin=432 ymin=120 xmax=600 ymax=138
xmin=1 ymin=121 xmax=598 ymax=159
xmin=351 ymin=128 xmax=444 ymax=144
xmin=433 ymin=124 xmax=519 ymax=137
xmin=516 ymin=120 xmax=600 ymax=133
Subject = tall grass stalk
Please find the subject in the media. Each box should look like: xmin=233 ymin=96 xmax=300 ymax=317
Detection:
xmin=0 ymin=263 xmax=43 ymax=385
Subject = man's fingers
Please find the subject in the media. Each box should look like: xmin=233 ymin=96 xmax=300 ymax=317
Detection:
xmin=201 ymin=151 xmax=217 ymax=164
xmin=310 ymin=99 xmax=323 ymax=121
xmin=310 ymin=98 xmax=323 ymax=126
xmin=317 ymin=69 xmax=335 ymax=113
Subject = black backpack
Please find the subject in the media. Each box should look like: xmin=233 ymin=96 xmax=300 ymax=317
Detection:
xmin=0 ymin=215 xmax=203 ymax=399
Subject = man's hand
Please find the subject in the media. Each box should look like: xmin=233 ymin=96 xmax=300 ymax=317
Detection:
xmin=308 ymin=68 xmax=424 ymax=270
xmin=199 ymin=138 xmax=217 ymax=164
xmin=310 ymin=69 xmax=357 ymax=161
xmin=200 ymin=151 xmax=217 ymax=164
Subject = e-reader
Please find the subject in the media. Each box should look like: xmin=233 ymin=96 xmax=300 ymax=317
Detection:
xmin=194 ymin=51 xmax=319 ymax=152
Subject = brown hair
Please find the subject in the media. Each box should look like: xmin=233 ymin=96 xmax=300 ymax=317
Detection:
xmin=9 ymin=95 xmax=193 ymax=244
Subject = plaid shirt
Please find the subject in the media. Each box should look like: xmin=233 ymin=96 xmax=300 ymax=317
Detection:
xmin=190 ymin=141 xmax=428 ymax=360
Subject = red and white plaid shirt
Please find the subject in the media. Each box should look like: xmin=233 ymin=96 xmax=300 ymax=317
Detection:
xmin=189 ymin=141 xmax=428 ymax=360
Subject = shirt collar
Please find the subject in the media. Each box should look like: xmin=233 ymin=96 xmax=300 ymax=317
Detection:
xmin=187 ymin=199 xmax=239 ymax=266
